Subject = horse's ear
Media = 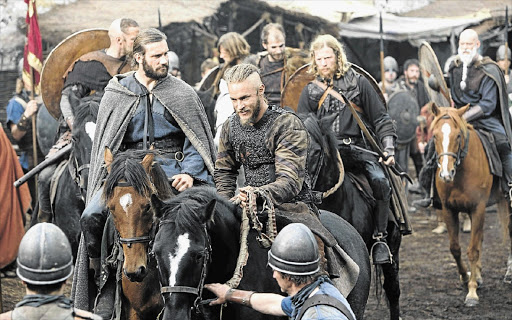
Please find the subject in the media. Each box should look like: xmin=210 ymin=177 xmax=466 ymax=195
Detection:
xmin=201 ymin=198 xmax=217 ymax=224
xmin=457 ymin=104 xmax=470 ymax=117
xmin=141 ymin=153 xmax=154 ymax=174
xmin=104 ymin=147 xmax=114 ymax=173
xmin=430 ymin=102 xmax=440 ymax=117
xmin=150 ymin=194 xmax=165 ymax=219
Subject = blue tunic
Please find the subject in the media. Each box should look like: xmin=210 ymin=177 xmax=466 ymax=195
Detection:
xmin=452 ymin=67 xmax=505 ymax=135
xmin=281 ymin=282 xmax=355 ymax=320
xmin=6 ymin=96 xmax=29 ymax=170
xmin=120 ymin=75 xmax=212 ymax=183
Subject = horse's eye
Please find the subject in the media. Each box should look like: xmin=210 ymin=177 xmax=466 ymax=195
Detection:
xmin=194 ymin=252 xmax=204 ymax=262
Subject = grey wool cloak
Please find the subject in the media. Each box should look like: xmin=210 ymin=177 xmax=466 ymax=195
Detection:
xmin=72 ymin=72 xmax=216 ymax=311
xmin=87 ymin=71 xmax=216 ymax=201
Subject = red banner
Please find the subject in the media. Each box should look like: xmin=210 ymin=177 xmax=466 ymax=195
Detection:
xmin=23 ymin=0 xmax=43 ymax=94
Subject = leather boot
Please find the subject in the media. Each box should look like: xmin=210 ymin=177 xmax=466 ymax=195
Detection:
xmin=371 ymin=200 xmax=393 ymax=265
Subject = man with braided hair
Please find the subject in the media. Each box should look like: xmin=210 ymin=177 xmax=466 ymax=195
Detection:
xmin=297 ymin=34 xmax=397 ymax=264
xmin=415 ymin=29 xmax=512 ymax=208
xmin=215 ymin=63 xmax=343 ymax=278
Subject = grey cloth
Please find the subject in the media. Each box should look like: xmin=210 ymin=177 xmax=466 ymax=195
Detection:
xmin=87 ymin=72 xmax=216 ymax=201
xmin=72 ymin=71 xmax=216 ymax=311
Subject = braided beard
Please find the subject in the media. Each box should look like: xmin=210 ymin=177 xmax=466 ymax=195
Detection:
xmin=458 ymin=46 xmax=478 ymax=91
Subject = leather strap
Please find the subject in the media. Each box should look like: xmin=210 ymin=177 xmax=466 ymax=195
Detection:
xmin=296 ymin=294 xmax=355 ymax=320
xmin=317 ymin=83 xmax=332 ymax=110
xmin=314 ymin=80 xmax=363 ymax=113
xmin=313 ymin=80 xmax=411 ymax=181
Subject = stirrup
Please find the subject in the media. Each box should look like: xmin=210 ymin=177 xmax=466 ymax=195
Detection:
xmin=370 ymin=239 xmax=393 ymax=265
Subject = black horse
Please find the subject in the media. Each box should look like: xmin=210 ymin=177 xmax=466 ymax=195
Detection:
xmin=151 ymin=186 xmax=371 ymax=320
xmin=33 ymin=98 xmax=98 ymax=260
xmin=303 ymin=114 xmax=403 ymax=320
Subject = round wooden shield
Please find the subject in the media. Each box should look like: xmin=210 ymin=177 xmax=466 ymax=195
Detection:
xmin=41 ymin=28 xmax=110 ymax=120
xmin=419 ymin=41 xmax=451 ymax=107
xmin=280 ymin=64 xmax=314 ymax=112
xmin=281 ymin=63 xmax=387 ymax=112
xmin=387 ymin=90 xmax=419 ymax=144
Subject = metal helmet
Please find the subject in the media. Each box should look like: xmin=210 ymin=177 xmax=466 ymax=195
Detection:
xmin=168 ymin=51 xmax=180 ymax=71
xmin=383 ymin=56 xmax=399 ymax=73
xmin=496 ymin=45 xmax=511 ymax=62
xmin=17 ymin=223 xmax=74 ymax=285
xmin=268 ymin=223 xmax=319 ymax=275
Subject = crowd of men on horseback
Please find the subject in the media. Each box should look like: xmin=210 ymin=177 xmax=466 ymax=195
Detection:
xmin=3 ymin=13 xmax=511 ymax=319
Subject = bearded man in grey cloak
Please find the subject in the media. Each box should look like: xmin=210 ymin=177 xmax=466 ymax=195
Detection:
xmin=71 ymin=28 xmax=216 ymax=318
xmin=416 ymin=29 xmax=512 ymax=208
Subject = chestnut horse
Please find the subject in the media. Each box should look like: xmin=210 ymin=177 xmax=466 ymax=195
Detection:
xmin=102 ymin=149 xmax=170 ymax=319
xmin=430 ymin=103 xmax=512 ymax=306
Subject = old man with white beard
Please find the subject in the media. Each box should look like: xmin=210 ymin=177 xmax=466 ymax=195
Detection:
xmin=448 ymin=29 xmax=512 ymax=199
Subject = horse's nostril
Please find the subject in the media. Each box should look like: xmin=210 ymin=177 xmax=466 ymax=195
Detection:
xmin=138 ymin=266 xmax=147 ymax=277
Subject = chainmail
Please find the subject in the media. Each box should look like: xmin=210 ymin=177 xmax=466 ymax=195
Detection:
xmin=230 ymin=107 xmax=285 ymax=187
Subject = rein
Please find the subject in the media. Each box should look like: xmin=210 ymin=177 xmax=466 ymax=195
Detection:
xmin=322 ymin=150 xmax=345 ymax=199
xmin=226 ymin=188 xmax=277 ymax=288
xmin=68 ymin=145 xmax=90 ymax=198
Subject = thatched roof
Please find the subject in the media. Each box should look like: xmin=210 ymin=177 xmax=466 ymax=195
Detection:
xmin=38 ymin=0 xmax=228 ymax=44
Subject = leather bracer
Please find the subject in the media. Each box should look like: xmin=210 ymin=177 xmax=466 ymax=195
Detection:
xmin=225 ymin=288 xmax=255 ymax=307
xmin=462 ymin=105 xmax=484 ymax=122
xmin=381 ymin=136 xmax=395 ymax=157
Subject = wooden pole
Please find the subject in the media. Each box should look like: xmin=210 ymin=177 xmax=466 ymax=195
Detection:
xmin=379 ymin=11 xmax=386 ymax=93
xmin=505 ymin=6 xmax=509 ymax=76
xmin=30 ymin=67 xmax=38 ymax=196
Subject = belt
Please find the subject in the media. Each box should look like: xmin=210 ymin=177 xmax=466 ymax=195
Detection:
xmin=338 ymin=136 xmax=362 ymax=146
xmin=120 ymin=139 xmax=183 ymax=154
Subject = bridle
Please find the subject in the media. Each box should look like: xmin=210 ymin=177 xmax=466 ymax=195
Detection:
xmin=68 ymin=137 xmax=91 ymax=200
xmin=115 ymin=181 xmax=156 ymax=255
xmin=158 ymin=221 xmax=213 ymax=314
xmin=435 ymin=115 xmax=470 ymax=170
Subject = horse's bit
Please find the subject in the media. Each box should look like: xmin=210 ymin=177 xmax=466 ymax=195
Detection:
xmin=158 ymin=223 xmax=213 ymax=314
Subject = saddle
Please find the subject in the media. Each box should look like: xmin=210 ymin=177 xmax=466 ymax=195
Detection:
xmin=475 ymin=129 xmax=502 ymax=177
xmin=421 ymin=128 xmax=503 ymax=210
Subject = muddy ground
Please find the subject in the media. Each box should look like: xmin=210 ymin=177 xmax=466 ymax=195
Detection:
xmin=363 ymin=191 xmax=512 ymax=320
xmin=2 ymin=192 xmax=512 ymax=319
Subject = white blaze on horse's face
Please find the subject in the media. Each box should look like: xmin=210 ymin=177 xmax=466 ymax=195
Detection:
xmin=119 ymin=193 xmax=133 ymax=216
xmin=168 ymin=233 xmax=190 ymax=296
xmin=85 ymin=122 xmax=96 ymax=142
xmin=441 ymin=123 xmax=452 ymax=176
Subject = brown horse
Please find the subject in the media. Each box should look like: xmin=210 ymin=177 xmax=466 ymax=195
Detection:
xmin=103 ymin=148 xmax=170 ymax=319
xmin=430 ymin=103 xmax=512 ymax=307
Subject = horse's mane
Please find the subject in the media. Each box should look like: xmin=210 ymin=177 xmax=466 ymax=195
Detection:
xmin=431 ymin=107 xmax=472 ymax=138
xmin=159 ymin=186 xmax=237 ymax=231
xmin=103 ymin=150 xmax=172 ymax=202
xmin=301 ymin=113 xmax=339 ymax=164
xmin=74 ymin=101 xmax=99 ymax=131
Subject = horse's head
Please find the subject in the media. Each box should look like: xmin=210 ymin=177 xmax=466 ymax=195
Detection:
xmin=103 ymin=148 xmax=172 ymax=282
xmin=70 ymin=99 xmax=99 ymax=200
xmin=151 ymin=187 xmax=218 ymax=320
xmin=301 ymin=113 xmax=342 ymax=190
xmin=431 ymin=103 xmax=470 ymax=182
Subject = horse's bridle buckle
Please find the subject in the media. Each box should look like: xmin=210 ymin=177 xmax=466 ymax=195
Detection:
xmin=342 ymin=138 xmax=352 ymax=145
